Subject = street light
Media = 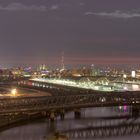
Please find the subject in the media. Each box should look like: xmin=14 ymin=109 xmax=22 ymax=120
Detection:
xmin=11 ymin=89 xmax=17 ymax=96
xmin=123 ymin=74 xmax=127 ymax=78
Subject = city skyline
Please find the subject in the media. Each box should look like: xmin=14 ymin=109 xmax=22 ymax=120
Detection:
xmin=0 ymin=0 xmax=140 ymax=65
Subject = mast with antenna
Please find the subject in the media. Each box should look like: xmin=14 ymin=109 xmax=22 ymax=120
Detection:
xmin=60 ymin=52 xmax=65 ymax=71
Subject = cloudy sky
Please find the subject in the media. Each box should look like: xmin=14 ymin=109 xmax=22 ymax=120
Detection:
xmin=0 ymin=0 xmax=140 ymax=66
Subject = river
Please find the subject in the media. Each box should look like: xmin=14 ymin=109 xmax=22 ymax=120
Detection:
xmin=0 ymin=106 xmax=140 ymax=140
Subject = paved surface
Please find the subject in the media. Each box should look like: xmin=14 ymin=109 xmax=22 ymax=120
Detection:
xmin=0 ymin=86 xmax=51 ymax=98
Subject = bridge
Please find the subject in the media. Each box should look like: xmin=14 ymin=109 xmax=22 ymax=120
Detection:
xmin=28 ymin=77 xmax=140 ymax=92
xmin=0 ymin=91 xmax=140 ymax=115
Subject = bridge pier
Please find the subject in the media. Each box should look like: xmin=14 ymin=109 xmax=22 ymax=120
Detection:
xmin=41 ymin=111 xmax=49 ymax=118
xmin=60 ymin=109 xmax=65 ymax=120
xmin=74 ymin=108 xmax=81 ymax=119
xmin=50 ymin=111 xmax=55 ymax=122
xmin=131 ymin=106 xmax=140 ymax=117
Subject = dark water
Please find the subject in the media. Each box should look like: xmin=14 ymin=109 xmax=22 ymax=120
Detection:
xmin=0 ymin=106 xmax=140 ymax=140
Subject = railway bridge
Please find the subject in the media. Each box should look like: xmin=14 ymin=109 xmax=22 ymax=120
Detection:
xmin=0 ymin=91 xmax=140 ymax=119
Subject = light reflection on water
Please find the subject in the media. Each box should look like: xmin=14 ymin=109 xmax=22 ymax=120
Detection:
xmin=0 ymin=106 xmax=140 ymax=140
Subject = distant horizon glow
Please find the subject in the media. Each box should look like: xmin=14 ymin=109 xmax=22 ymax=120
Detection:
xmin=1 ymin=57 xmax=140 ymax=65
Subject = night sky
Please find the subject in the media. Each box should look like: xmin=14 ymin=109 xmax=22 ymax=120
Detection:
xmin=0 ymin=0 xmax=140 ymax=66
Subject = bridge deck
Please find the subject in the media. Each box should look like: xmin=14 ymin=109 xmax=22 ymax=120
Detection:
xmin=0 ymin=91 xmax=140 ymax=114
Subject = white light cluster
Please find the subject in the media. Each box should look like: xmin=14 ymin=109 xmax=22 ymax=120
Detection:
xmin=131 ymin=71 xmax=136 ymax=78
xmin=30 ymin=78 xmax=140 ymax=92
xmin=31 ymin=78 xmax=113 ymax=91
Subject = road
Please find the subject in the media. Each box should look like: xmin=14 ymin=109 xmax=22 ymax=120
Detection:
xmin=0 ymin=85 xmax=51 ymax=98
